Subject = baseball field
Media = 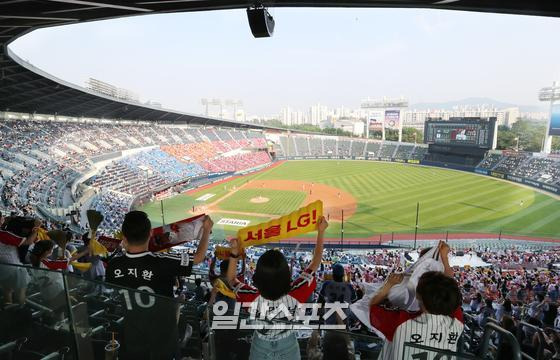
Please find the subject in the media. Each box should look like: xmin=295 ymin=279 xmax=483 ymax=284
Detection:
xmin=139 ymin=160 xmax=560 ymax=241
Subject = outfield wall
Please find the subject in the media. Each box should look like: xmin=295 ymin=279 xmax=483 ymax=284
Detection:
xmin=276 ymin=155 xmax=560 ymax=195
xmin=474 ymin=168 xmax=560 ymax=195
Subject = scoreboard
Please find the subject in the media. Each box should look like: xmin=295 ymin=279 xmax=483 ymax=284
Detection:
xmin=424 ymin=117 xmax=497 ymax=149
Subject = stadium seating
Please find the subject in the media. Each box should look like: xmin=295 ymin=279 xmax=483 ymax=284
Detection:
xmin=337 ymin=139 xmax=352 ymax=157
xmin=309 ymin=137 xmax=323 ymax=156
xmin=323 ymin=138 xmax=337 ymax=156
xmin=1 ymin=117 xmax=559 ymax=240
xmin=0 ymin=119 xmax=275 ymax=223
xmin=478 ymin=153 xmax=504 ymax=169
xmin=393 ymin=143 xmax=415 ymax=159
xmin=492 ymin=154 xmax=530 ymax=173
xmin=90 ymin=191 xmax=134 ymax=235
xmin=409 ymin=145 xmax=428 ymax=160
xmin=378 ymin=142 xmax=398 ymax=158
xmin=350 ymin=140 xmax=366 ymax=157
xmin=294 ymin=137 xmax=310 ymax=156
xmin=366 ymin=141 xmax=382 ymax=157
xmin=199 ymin=151 xmax=271 ymax=173
xmin=2 ymin=118 xmax=560 ymax=360
xmin=512 ymin=157 xmax=560 ymax=184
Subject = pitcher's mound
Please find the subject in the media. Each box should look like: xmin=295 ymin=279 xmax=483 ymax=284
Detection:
xmin=250 ymin=196 xmax=270 ymax=204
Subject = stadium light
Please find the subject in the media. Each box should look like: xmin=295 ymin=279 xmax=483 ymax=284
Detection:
xmin=538 ymin=81 xmax=560 ymax=154
xmin=538 ymin=82 xmax=560 ymax=102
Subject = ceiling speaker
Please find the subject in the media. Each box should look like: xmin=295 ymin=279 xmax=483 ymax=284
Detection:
xmin=247 ymin=7 xmax=275 ymax=38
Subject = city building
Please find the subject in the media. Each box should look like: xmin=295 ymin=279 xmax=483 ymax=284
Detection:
xmin=309 ymin=103 xmax=328 ymax=126
xmin=402 ymin=106 xmax=521 ymax=130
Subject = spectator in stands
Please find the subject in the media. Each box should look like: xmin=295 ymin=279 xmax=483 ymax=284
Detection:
xmin=226 ymin=217 xmax=328 ymax=360
xmin=518 ymin=285 xmax=529 ymax=303
xmin=106 ymin=211 xmax=213 ymax=360
xmin=318 ymin=263 xmax=356 ymax=325
xmin=307 ymin=314 xmax=355 ymax=360
xmin=547 ymin=329 xmax=560 ymax=359
xmin=554 ymin=307 xmax=560 ymax=330
xmin=529 ymin=294 xmax=549 ymax=322
xmin=470 ymin=293 xmax=483 ymax=313
xmin=496 ymin=315 xmax=517 ymax=360
xmin=47 ymin=230 xmax=75 ymax=272
xmin=29 ymin=240 xmax=66 ymax=318
xmin=495 ymin=298 xmax=513 ymax=322
xmin=478 ymin=298 xmax=496 ymax=327
xmin=71 ymin=232 xmax=106 ymax=282
xmin=549 ymin=285 xmax=559 ymax=303
xmin=107 ymin=211 xmax=213 ymax=296
xmin=544 ymin=302 xmax=558 ymax=328
xmin=0 ymin=217 xmax=41 ymax=305
xmin=371 ymin=271 xmax=463 ymax=360
xmin=208 ymin=257 xmax=242 ymax=360
xmin=194 ymin=277 xmax=207 ymax=302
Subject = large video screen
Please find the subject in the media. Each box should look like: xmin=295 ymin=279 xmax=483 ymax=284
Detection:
xmin=551 ymin=104 xmax=560 ymax=136
xmin=424 ymin=118 xmax=496 ymax=149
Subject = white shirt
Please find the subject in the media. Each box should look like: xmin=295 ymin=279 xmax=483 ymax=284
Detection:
xmin=0 ymin=242 xmax=22 ymax=265
xmin=388 ymin=258 xmax=444 ymax=312
xmin=379 ymin=313 xmax=464 ymax=360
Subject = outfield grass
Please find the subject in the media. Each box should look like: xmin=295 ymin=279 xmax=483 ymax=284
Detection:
xmin=140 ymin=161 xmax=560 ymax=239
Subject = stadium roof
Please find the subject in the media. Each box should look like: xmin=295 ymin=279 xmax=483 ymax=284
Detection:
xmin=0 ymin=1 xmax=559 ymax=126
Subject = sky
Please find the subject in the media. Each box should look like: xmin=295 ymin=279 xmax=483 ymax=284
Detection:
xmin=9 ymin=8 xmax=560 ymax=116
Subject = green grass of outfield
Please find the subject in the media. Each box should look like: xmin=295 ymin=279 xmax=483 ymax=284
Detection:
xmin=139 ymin=160 xmax=560 ymax=239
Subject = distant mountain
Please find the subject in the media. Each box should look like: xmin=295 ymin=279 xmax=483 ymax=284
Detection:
xmin=410 ymin=97 xmax=547 ymax=113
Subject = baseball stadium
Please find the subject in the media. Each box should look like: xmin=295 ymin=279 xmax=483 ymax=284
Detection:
xmin=1 ymin=2 xmax=560 ymax=360
xmin=140 ymin=159 xmax=560 ymax=242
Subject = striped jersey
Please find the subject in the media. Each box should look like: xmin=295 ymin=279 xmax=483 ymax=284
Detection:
xmin=233 ymin=267 xmax=316 ymax=340
xmin=378 ymin=312 xmax=464 ymax=360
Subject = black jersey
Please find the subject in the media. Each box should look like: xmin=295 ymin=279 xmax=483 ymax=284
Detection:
xmin=106 ymin=251 xmax=194 ymax=297
xmin=106 ymin=251 xmax=194 ymax=359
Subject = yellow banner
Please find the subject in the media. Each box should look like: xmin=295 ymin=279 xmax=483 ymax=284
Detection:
xmin=215 ymin=245 xmax=246 ymax=260
xmin=237 ymin=200 xmax=323 ymax=248
xmin=215 ymin=246 xmax=232 ymax=260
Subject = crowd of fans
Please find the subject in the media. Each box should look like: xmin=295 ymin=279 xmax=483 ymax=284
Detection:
xmin=90 ymin=191 xmax=134 ymax=235
xmin=478 ymin=152 xmax=560 ymax=185
xmin=1 ymin=206 xmax=560 ymax=359
xmin=2 ymin=118 xmax=560 ymax=359
xmin=478 ymin=154 xmax=504 ymax=169
xmin=0 ymin=119 xmax=270 ymax=223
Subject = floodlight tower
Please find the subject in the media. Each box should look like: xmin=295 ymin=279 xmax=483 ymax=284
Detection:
xmin=201 ymin=98 xmax=209 ymax=116
xmin=538 ymin=81 xmax=560 ymax=154
xmin=225 ymin=99 xmax=243 ymax=121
